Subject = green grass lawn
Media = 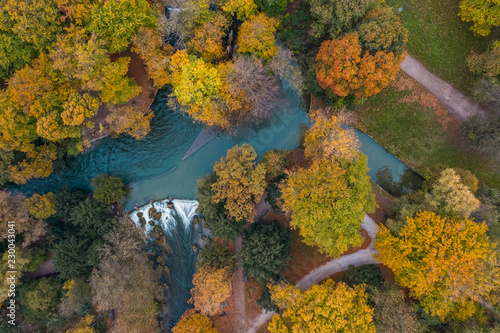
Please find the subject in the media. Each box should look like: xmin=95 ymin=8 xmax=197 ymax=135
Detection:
xmin=354 ymin=83 xmax=500 ymax=188
xmin=386 ymin=0 xmax=500 ymax=94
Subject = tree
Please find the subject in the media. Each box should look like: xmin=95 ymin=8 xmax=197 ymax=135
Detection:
xmin=370 ymin=283 xmax=422 ymax=333
xmin=240 ymin=221 xmax=291 ymax=281
xmin=237 ymin=13 xmax=279 ymax=60
xmin=189 ymin=265 xmax=233 ymax=315
xmin=198 ymin=243 xmax=234 ymax=271
xmin=280 ymin=156 xmax=375 ymax=257
xmin=90 ymin=217 xmax=160 ymax=333
xmin=106 ymin=104 xmax=154 ymax=140
xmin=88 ymin=0 xmax=158 ymax=53
xmin=0 ymin=249 xmax=33 ymax=304
xmin=53 ymin=236 xmax=96 ymax=280
xmin=0 ymin=191 xmax=47 ymax=247
xmin=268 ymin=280 xmax=375 ymax=332
xmin=196 ymin=172 xmax=246 ymax=239
xmin=24 ymin=277 xmax=61 ymax=313
xmin=69 ymin=198 xmax=116 ymax=238
xmin=307 ymin=0 xmax=369 ymax=39
xmin=254 ymin=0 xmax=286 ymax=17
xmin=25 ymin=192 xmax=56 ymax=219
xmin=375 ymin=211 xmax=500 ymax=320
xmin=91 ymin=174 xmax=129 ymax=205
xmin=265 ymin=176 xmax=285 ymax=214
xmin=222 ymin=0 xmax=257 ymax=20
xmin=345 ymin=264 xmax=384 ymax=288
xmin=59 ymin=279 xmax=93 ymax=318
xmin=315 ymin=32 xmax=403 ymax=99
xmin=0 ymin=32 xmax=36 ymax=79
xmin=66 ymin=314 xmax=97 ymax=333
xmin=304 ymin=110 xmax=360 ymax=162
xmin=187 ymin=14 xmax=229 ymax=61
xmin=261 ymin=149 xmax=289 ymax=180
xmin=53 ymin=188 xmax=87 ymax=220
xmin=7 ymin=146 xmax=58 ymax=186
xmin=212 ymin=144 xmax=267 ymax=222
xmin=172 ymin=309 xmax=217 ymax=333
xmin=467 ymin=41 xmax=500 ymax=82
xmin=428 ymin=168 xmax=480 ymax=218
xmin=459 ymin=0 xmax=500 ymax=36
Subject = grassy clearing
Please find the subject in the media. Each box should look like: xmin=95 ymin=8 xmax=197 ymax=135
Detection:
xmin=354 ymin=74 xmax=500 ymax=188
xmin=386 ymin=0 xmax=500 ymax=94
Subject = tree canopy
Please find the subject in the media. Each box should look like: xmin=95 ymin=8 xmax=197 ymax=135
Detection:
xmin=375 ymin=211 xmax=500 ymax=320
xmin=189 ymin=265 xmax=233 ymax=315
xmin=172 ymin=309 xmax=218 ymax=333
xmin=459 ymin=0 xmax=500 ymax=36
xmin=269 ymin=280 xmax=376 ymax=332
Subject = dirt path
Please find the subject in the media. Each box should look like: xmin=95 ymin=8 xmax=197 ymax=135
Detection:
xmin=28 ymin=259 xmax=57 ymax=279
xmin=232 ymin=236 xmax=247 ymax=332
xmin=400 ymin=55 xmax=485 ymax=121
xmin=245 ymin=214 xmax=379 ymax=333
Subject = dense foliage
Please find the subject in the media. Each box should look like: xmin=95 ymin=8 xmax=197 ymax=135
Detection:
xmin=172 ymin=309 xmax=218 ymax=333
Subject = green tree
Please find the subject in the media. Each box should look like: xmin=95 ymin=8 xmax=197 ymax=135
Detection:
xmin=53 ymin=236 xmax=97 ymax=280
xmin=88 ymin=0 xmax=158 ymax=53
xmin=69 ymin=198 xmax=116 ymax=238
xmin=24 ymin=277 xmax=61 ymax=313
xmin=196 ymin=172 xmax=246 ymax=239
xmin=53 ymin=188 xmax=87 ymax=220
xmin=357 ymin=7 xmax=408 ymax=56
xmin=459 ymin=0 xmax=500 ymax=36
xmin=467 ymin=41 xmax=500 ymax=82
xmin=212 ymin=144 xmax=267 ymax=222
xmin=0 ymin=32 xmax=36 ymax=79
xmin=269 ymin=280 xmax=376 ymax=332
xmin=307 ymin=0 xmax=369 ymax=39
xmin=198 ymin=243 xmax=234 ymax=271
xmin=91 ymin=174 xmax=129 ymax=205
xmin=280 ymin=156 xmax=375 ymax=257
xmin=240 ymin=221 xmax=291 ymax=281
xmin=345 ymin=264 xmax=384 ymax=288
xmin=375 ymin=211 xmax=500 ymax=320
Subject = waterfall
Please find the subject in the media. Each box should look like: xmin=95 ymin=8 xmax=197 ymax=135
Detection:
xmin=130 ymin=199 xmax=211 ymax=331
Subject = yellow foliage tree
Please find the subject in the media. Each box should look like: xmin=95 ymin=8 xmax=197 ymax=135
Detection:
xmin=304 ymin=110 xmax=360 ymax=162
xmin=8 ymin=144 xmax=58 ymax=185
xmin=189 ymin=265 xmax=233 ymax=316
xmin=66 ymin=314 xmax=96 ymax=333
xmin=172 ymin=309 xmax=218 ymax=333
xmin=106 ymin=104 xmax=154 ymax=140
xmin=222 ymin=0 xmax=257 ymax=20
xmin=237 ymin=13 xmax=279 ymax=60
xmin=188 ymin=14 xmax=229 ymax=62
xmin=25 ymin=193 xmax=56 ymax=219
xmin=375 ymin=211 xmax=500 ymax=320
xmin=269 ymin=280 xmax=375 ymax=332
xmin=212 ymin=144 xmax=267 ymax=222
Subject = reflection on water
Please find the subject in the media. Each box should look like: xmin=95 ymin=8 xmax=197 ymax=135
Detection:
xmin=375 ymin=167 xmax=423 ymax=196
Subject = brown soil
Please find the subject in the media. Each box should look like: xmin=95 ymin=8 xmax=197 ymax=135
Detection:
xmin=245 ymin=278 xmax=264 ymax=319
xmin=82 ymin=48 xmax=158 ymax=143
xmin=369 ymin=184 xmax=395 ymax=225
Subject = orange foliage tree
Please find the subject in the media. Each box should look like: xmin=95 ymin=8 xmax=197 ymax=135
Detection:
xmin=315 ymin=32 xmax=403 ymax=98
xmin=189 ymin=265 xmax=233 ymax=315
xmin=375 ymin=211 xmax=500 ymax=320
xmin=187 ymin=14 xmax=230 ymax=62
xmin=172 ymin=309 xmax=218 ymax=333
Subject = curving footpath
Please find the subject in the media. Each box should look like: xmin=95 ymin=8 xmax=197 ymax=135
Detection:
xmin=400 ymin=55 xmax=485 ymax=121
xmin=245 ymin=214 xmax=379 ymax=333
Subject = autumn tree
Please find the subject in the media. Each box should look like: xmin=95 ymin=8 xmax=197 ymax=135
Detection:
xmin=132 ymin=27 xmax=173 ymax=87
xmin=212 ymin=144 xmax=267 ymax=222
xmin=196 ymin=172 xmax=246 ymax=239
xmin=371 ymin=283 xmax=422 ymax=333
xmin=306 ymin=0 xmax=369 ymax=39
xmin=357 ymin=7 xmax=408 ymax=56
xmin=90 ymin=217 xmax=160 ymax=333
xmin=198 ymin=243 xmax=234 ymax=271
xmin=459 ymin=0 xmax=500 ymax=36
xmin=315 ymin=32 xmax=404 ymax=98
xmin=269 ymin=280 xmax=375 ymax=332
xmin=22 ymin=277 xmax=62 ymax=314
xmin=0 ymin=32 xmax=36 ymax=79
xmin=240 ymin=221 xmax=291 ymax=281
xmin=261 ymin=149 xmax=289 ymax=180
xmin=187 ymin=14 xmax=229 ymax=62
xmin=375 ymin=211 xmax=500 ymax=320
xmin=467 ymin=41 xmax=500 ymax=82
xmin=88 ymin=0 xmax=158 ymax=53
xmin=222 ymin=0 xmax=257 ymax=20
xmin=0 ymin=191 xmax=47 ymax=247
xmin=59 ymin=279 xmax=93 ymax=318
xmin=280 ymin=156 xmax=375 ymax=257
xmin=0 ymin=250 xmax=35 ymax=304
xmin=25 ymin=192 xmax=56 ymax=219
xmin=91 ymin=174 xmax=129 ymax=204
xmin=66 ymin=314 xmax=97 ymax=333
xmin=172 ymin=309 xmax=218 ymax=333
xmin=190 ymin=265 xmax=233 ymax=315
xmin=237 ymin=13 xmax=279 ymax=60
xmin=106 ymin=104 xmax=154 ymax=139
xmin=304 ymin=110 xmax=360 ymax=162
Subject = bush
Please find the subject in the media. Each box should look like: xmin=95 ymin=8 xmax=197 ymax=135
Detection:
xmin=345 ymin=264 xmax=384 ymax=288
xmin=91 ymin=174 xmax=129 ymax=205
